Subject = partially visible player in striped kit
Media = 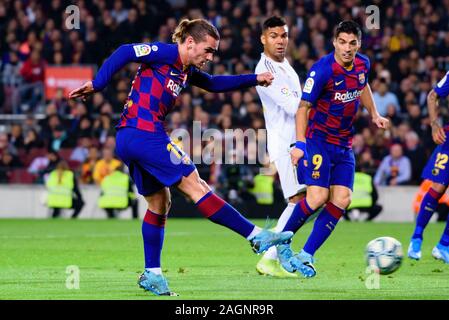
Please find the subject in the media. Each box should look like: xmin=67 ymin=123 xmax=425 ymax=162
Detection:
xmin=408 ymin=70 xmax=449 ymax=264
xmin=69 ymin=18 xmax=293 ymax=296
xmin=254 ymin=16 xmax=306 ymax=278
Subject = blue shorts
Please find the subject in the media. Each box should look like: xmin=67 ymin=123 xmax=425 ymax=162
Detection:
xmin=115 ymin=127 xmax=196 ymax=196
xmin=297 ymin=138 xmax=355 ymax=190
xmin=422 ymin=141 xmax=449 ymax=186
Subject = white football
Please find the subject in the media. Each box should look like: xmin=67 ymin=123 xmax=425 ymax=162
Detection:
xmin=365 ymin=236 xmax=403 ymax=275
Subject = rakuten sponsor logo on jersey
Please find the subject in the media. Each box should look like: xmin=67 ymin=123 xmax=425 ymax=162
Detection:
xmin=167 ymin=79 xmax=183 ymax=97
xmin=334 ymin=90 xmax=363 ymax=103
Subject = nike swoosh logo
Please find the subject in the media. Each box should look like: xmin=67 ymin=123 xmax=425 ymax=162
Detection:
xmin=170 ymin=71 xmax=179 ymax=76
xmin=335 ymin=80 xmax=344 ymax=86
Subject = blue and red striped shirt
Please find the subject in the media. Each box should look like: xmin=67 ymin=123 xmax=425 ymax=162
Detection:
xmin=301 ymin=51 xmax=370 ymax=148
xmin=92 ymin=42 xmax=258 ymax=134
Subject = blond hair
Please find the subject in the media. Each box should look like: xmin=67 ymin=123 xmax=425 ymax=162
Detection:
xmin=172 ymin=19 xmax=219 ymax=44
xmin=56 ymin=160 xmax=70 ymax=184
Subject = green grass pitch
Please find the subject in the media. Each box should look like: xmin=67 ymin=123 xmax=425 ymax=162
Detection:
xmin=0 ymin=218 xmax=448 ymax=300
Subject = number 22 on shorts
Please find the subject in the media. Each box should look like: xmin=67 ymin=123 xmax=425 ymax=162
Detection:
xmin=435 ymin=152 xmax=448 ymax=170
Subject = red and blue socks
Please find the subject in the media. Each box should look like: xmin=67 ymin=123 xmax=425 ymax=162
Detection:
xmin=439 ymin=216 xmax=449 ymax=247
xmin=303 ymin=202 xmax=344 ymax=256
xmin=412 ymin=188 xmax=442 ymax=240
xmin=195 ymin=191 xmax=256 ymax=239
xmin=142 ymin=209 xmax=166 ymax=272
xmin=282 ymin=198 xmax=314 ymax=233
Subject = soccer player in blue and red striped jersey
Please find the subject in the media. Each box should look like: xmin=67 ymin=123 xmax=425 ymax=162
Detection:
xmin=408 ymin=70 xmax=449 ymax=264
xmin=69 ymin=19 xmax=293 ymax=296
xmin=276 ymin=21 xmax=389 ymax=278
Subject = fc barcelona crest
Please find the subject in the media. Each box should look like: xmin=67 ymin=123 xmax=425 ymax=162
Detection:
xmin=358 ymin=73 xmax=365 ymax=84
xmin=312 ymin=171 xmax=320 ymax=179
xmin=432 ymin=168 xmax=440 ymax=176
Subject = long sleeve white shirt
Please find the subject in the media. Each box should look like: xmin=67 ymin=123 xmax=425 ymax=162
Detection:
xmin=255 ymin=53 xmax=302 ymax=161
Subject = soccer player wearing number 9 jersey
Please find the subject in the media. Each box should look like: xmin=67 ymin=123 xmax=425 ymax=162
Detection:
xmin=276 ymin=21 xmax=389 ymax=278
xmin=409 ymin=70 xmax=449 ymax=264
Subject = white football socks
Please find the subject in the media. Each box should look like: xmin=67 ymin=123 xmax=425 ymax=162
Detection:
xmin=246 ymin=226 xmax=262 ymax=240
xmin=146 ymin=267 xmax=162 ymax=275
xmin=263 ymin=202 xmax=296 ymax=260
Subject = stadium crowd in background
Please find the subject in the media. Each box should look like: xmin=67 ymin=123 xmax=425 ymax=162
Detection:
xmin=0 ymin=0 xmax=449 ymax=193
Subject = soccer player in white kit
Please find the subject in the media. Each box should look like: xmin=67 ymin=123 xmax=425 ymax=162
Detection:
xmin=254 ymin=16 xmax=307 ymax=277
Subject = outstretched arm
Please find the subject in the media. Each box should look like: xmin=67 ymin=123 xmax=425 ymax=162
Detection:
xmin=69 ymin=43 xmax=165 ymax=99
xmin=189 ymin=70 xmax=273 ymax=92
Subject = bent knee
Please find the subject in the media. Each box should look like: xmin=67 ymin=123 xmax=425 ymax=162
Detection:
xmin=198 ymin=179 xmax=212 ymax=193
xmin=145 ymin=191 xmax=171 ymax=214
xmin=187 ymin=179 xmax=212 ymax=202
xmin=332 ymin=195 xmax=352 ymax=210
xmin=288 ymin=192 xmax=306 ymax=204
xmin=147 ymin=202 xmax=171 ymax=215
xmin=431 ymin=183 xmax=446 ymax=194
xmin=306 ymin=192 xmax=329 ymax=209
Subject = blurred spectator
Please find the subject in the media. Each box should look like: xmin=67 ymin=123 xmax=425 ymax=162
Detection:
xmin=93 ymin=147 xmax=122 ymax=185
xmin=1 ymin=51 xmax=23 ymax=113
xmin=0 ymin=132 xmax=18 ymax=157
xmin=111 ymin=0 xmax=129 ymax=24
xmin=8 ymin=124 xmax=25 ymax=149
xmin=372 ymin=78 xmax=400 ymax=117
xmin=28 ymin=149 xmax=60 ymax=183
xmin=385 ymin=104 xmax=403 ymax=127
xmin=374 ymin=143 xmax=412 ymax=186
xmin=19 ymin=49 xmax=45 ymax=112
xmin=39 ymin=112 xmax=61 ymax=142
xmin=81 ymin=146 xmax=100 ymax=184
xmin=70 ymin=137 xmax=92 ymax=163
xmin=405 ymin=103 xmax=426 ymax=136
xmin=23 ymin=128 xmax=44 ymax=153
xmin=22 ymin=113 xmax=40 ymax=136
xmin=93 ymin=113 xmax=115 ymax=145
xmin=76 ymin=116 xmax=94 ymax=138
xmin=352 ymin=134 xmax=365 ymax=156
xmin=357 ymin=150 xmax=378 ymax=177
xmin=0 ymin=151 xmax=23 ymax=183
xmin=49 ymin=125 xmax=74 ymax=151
xmin=51 ymin=88 xmax=69 ymax=115
xmin=404 ymin=131 xmax=427 ymax=185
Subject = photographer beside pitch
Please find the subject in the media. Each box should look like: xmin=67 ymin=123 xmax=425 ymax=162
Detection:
xmin=69 ymin=18 xmax=293 ymax=296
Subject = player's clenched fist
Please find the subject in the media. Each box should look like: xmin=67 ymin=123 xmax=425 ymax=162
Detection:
xmin=290 ymin=147 xmax=304 ymax=166
xmin=69 ymin=81 xmax=95 ymax=100
xmin=256 ymin=72 xmax=274 ymax=87
xmin=372 ymin=115 xmax=390 ymax=129
xmin=431 ymin=121 xmax=446 ymax=145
